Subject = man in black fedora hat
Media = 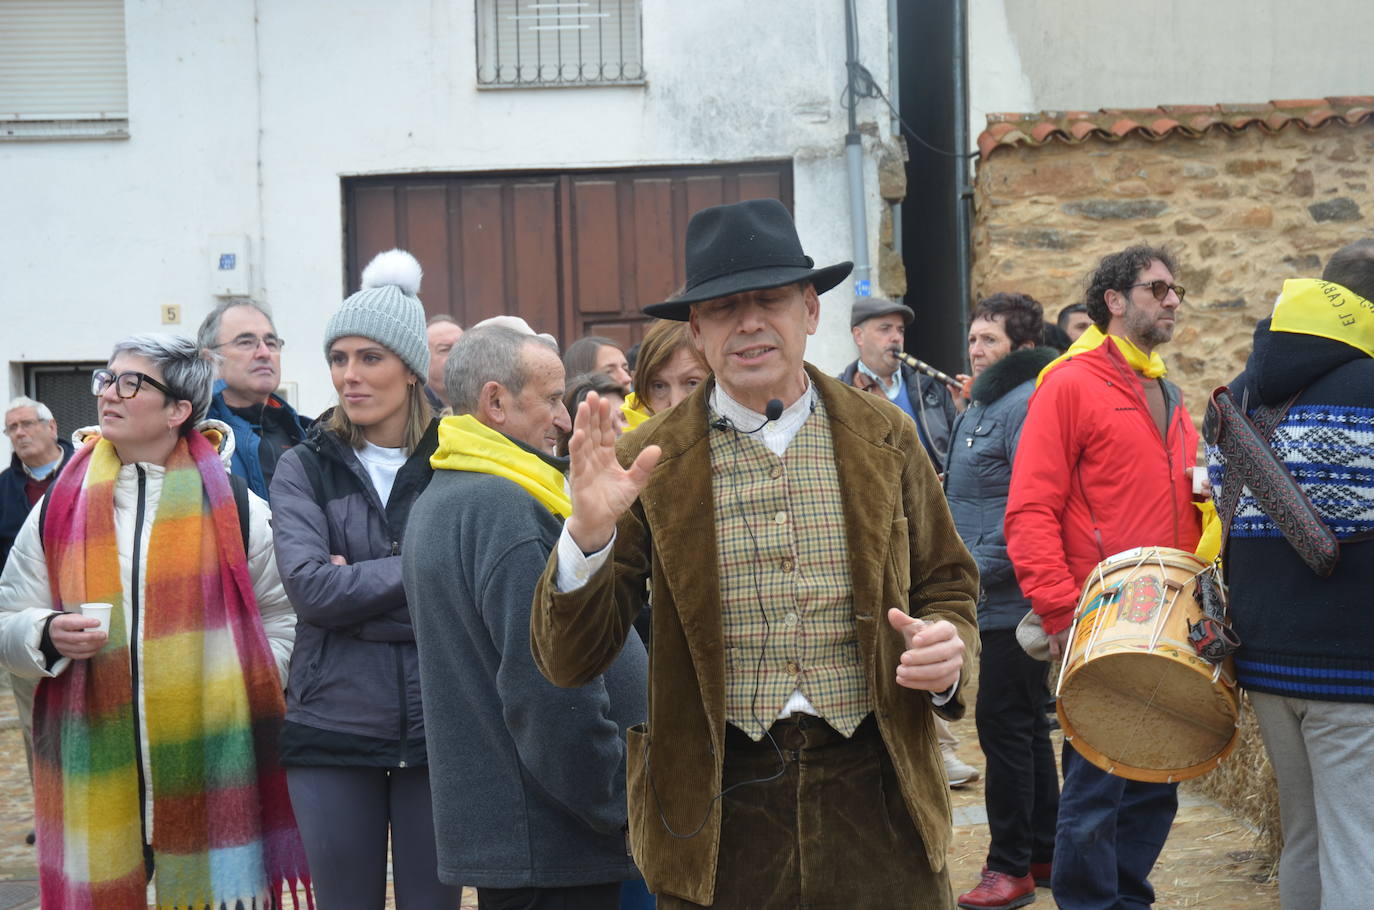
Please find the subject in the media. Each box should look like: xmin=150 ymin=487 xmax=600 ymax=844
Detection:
xmin=532 ymin=198 xmax=979 ymax=909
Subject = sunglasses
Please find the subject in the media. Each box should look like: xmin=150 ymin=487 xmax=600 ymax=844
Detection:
xmin=92 ymin=368 xmax=178 ymax=401
xmin=1127 ymin=280 xmax=1186 ymax=302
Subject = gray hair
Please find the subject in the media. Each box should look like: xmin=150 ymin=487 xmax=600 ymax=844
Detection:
xmin=109 ymin=334 xmax=215 ymax=433
xmin=196 ymin=299 xmax=275 ymax=352
xmin=4 ymin=396 xmax=54 ymax=423
xmin=445 ymin=325 xmax=558 ymax=415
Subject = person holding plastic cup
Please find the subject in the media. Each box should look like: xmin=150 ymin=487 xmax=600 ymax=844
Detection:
xmin=0 ymin=333 xmax=308 ymax=910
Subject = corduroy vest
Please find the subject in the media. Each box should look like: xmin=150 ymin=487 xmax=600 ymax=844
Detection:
xmin=709 ymin=399 xmax=870 ymax=739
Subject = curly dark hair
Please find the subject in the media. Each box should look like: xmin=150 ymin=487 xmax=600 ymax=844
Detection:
xmin=1083 ymin=245 xmax=1178 ymax=329
xmin=972 ymin=292 xmax=1044 ymax=348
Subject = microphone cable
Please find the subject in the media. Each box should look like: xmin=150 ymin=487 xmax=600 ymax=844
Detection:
xmin=645 ymin=397 xmax=793 ymax=840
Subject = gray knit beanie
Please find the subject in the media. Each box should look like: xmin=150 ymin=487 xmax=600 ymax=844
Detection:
xmin=323 ymin=249 xmax=430 ymax=377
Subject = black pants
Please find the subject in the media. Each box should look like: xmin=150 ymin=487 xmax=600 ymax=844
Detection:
xmin=477 ymin=882 xmax=623 ymax=910
xmin=975 ymin=628 xmax=1060 ymax=876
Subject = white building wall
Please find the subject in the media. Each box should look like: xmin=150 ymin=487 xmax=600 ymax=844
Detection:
xmin=969 ymin=0 xmax=1373 ymax=145
xmin=1 ymin=0 xmax=896 ymax=460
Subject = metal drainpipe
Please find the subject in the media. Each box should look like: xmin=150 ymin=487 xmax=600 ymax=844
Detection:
xmin=952 ymin=0 xmax=973 ymax=354
xmin=844 ymin=0 xmax=871 ymax=298
xmin=887 ymin=0 xmax=901 ymax=301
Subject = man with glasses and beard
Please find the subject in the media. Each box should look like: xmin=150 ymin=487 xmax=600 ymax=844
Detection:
xmin=1005 ymin=246 xmax=1204 ymax=910
xmin=198 ymin=301 xmax=310 ymax=500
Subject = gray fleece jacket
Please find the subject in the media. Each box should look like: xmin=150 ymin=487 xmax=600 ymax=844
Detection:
xmin=403 ymin=465 xmax=647 ymax=889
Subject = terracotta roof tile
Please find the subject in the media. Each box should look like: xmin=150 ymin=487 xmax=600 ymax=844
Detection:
xmin=977 ymin=97 xmax=1374 ymax=158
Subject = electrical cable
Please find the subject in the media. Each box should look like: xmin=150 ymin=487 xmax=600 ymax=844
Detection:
xmin=839 ymin=39 xmax=977 ymax=161
xmin=644 ymin=404 xmax=792 ymax=840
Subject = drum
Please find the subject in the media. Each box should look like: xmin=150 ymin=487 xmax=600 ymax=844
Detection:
xmin=1056 ymin=546 xmax=1240 ymax=783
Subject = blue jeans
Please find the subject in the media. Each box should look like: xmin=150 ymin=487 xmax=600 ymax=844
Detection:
xmin=1051 ymin=744 xmax=1177 ymax=910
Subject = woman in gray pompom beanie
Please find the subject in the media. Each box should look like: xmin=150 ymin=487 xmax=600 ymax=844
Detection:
xmin=321 ymin=249 xmax=434 ymax=453
xmin=272 ymin=248 xmax=458 ymax=908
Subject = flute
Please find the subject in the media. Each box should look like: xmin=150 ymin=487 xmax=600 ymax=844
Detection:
xmin=890 ymin=349 xmax=964 ymax=392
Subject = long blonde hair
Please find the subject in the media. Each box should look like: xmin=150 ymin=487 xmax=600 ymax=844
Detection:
xmin=326 ymin=380 xmax=433 ymax=454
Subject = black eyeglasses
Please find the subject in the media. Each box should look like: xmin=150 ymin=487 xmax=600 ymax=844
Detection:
xmin=1127 ymin=280 xmax=1186 ymax=302
xmin=212 ymin=333 xmax=285 ymax=353
xmin=91 ymin=369 xmax=178 ymax=400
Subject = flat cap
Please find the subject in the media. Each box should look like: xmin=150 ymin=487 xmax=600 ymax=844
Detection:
xmin=850 ymin=298 xmax=914 ymax=328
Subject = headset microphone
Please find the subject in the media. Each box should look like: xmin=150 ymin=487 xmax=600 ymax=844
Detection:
xmin=712 ymin=398 xmax=785 ymax=434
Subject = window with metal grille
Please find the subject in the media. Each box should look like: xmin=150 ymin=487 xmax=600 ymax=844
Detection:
xmin=24 ymin=363 xmax=104 ymax=441
xmin=476 ymin=0 xmax=644 ymax=88
xmin=0 ymin=0 xmax=129 ymax=141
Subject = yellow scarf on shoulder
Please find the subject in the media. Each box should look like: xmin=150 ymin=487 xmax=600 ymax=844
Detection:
xmin=1037 ymin=324 xmax=1166 ymax=386
xmin=430 ymin=414 xmax=572 ymax=518
xmin=1271 ymin=279 xmax=1374 ymax=357
xmin=621 ymin=392 xmax=652 ymax=429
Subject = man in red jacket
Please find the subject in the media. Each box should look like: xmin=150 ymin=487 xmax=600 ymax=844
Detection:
xmin=1005 ymin=245 xmax=1202 ymax=910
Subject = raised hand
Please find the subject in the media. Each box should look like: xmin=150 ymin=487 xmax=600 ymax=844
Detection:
xmin=886 ymin=608 xmax=963 ymax=692
xmin=565 ymin=391 xmax=662 ymax=552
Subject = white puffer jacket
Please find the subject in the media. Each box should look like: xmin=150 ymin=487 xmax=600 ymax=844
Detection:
xmin=0 ymin=421 xmax=295 ymax=838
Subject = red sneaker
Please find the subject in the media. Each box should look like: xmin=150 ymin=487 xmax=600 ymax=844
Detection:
xmin=957 ymin=867 xmax=1036 ymax=909
xmin=1029 ymin=861 xmax=1052 ymax=888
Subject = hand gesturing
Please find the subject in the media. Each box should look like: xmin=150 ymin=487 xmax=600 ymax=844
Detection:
xmin=565 ymin=392 xmax=662 ymax=552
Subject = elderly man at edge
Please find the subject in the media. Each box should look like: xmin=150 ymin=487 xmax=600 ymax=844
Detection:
xmin=531 ymin=198 xmax=979 ymax=909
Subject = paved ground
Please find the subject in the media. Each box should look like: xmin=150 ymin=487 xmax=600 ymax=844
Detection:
xmin=0 ymin=676 xmax=1276 ymax=909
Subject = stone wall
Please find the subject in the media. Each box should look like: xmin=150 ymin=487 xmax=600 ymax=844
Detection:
xmin=971 ymin=121 xmax=1374 ymax=419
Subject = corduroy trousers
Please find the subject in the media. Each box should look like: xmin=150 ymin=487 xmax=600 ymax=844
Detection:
xmin=658 ymin=714 xmax=952 ymax=910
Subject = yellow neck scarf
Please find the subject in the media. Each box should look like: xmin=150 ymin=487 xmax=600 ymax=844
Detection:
xmin=1271 ymin=279 xmax=1374 ymax=358
xmin=430 ymin=414 xmax=572 ymax=518
xmin=621 ymin=392 xmax=652 ymax=429
xmin=1037 ymin=324 xmax=1167 ymax=386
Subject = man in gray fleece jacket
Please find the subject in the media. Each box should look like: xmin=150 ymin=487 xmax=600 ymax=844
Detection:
xmin=403 ymin=326 xmax=647 ymax=909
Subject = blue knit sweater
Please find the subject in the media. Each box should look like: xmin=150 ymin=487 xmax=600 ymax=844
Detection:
xmin=1208 ymin=319 xmax=1374 ymax=702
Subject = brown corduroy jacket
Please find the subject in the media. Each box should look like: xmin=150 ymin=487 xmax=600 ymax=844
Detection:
xmin=531 ymin=366 xmax=980 ymax=905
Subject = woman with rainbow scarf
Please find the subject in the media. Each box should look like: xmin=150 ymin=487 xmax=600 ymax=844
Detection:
xmin=268 ymin=250 xmax=458 ymax=909
xmin=0 ymin=333 xmax=309 ymax=910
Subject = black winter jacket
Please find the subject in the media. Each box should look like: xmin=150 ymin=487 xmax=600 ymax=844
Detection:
xmin=837 ymin=360 xmax=955 ymax=467
xmin=0 ymin=439 xmax=74 ymax=571
xmin=270 ymin=418 xmax=439 ymax=764
xmin=943 ymin=348 xmax=1058 ymax=630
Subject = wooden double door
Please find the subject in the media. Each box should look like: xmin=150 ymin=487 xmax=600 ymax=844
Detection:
xmin=343 ymin=162 xmax=793 ymax=350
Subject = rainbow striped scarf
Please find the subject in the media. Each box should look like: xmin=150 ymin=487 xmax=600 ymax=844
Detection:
xmin=33 ymin=431 xmax=311 ymax=910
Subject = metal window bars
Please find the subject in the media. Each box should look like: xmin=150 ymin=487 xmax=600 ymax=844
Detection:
xmin=477 ymin=0 xmax=645 ymax=87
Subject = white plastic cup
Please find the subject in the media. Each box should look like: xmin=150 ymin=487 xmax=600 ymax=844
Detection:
xmin=78 ymin=602 xmax=113 ymax=634
xmin=1192 ymin=469 xmax=1207 ymax=497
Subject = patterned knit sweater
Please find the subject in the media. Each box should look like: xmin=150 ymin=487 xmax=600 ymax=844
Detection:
xmin=1208 ymin=319 xmax=1374 ymax=702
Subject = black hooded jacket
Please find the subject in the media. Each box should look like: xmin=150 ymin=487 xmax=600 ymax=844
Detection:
xmin=1210 ymin=318 xmax=1374 ymax=702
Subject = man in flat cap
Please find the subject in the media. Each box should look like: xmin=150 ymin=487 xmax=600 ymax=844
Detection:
xmin=531 ymin=198 xmax=979 ymax=909
xmin=839 ymin=298 xmax=957 ymax=467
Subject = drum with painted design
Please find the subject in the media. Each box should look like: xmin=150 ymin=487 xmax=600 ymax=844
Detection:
xmin=1056 ymin=546 xmax=1240 ymax=783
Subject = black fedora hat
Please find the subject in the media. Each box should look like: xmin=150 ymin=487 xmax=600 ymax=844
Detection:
xmin=643 ymin=199 xmax=853 ymax=321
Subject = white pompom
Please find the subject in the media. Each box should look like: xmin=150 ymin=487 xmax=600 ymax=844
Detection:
xmin=360 ymin=249 xmax=423 ymax=296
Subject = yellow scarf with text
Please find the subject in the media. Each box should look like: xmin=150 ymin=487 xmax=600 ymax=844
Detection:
xmin=1271 ymin=279 xmax=1374 ymax=358
xmin=1037 ymin=324 xmax=1167 ymax=386
xmin=430 ymin=414 xmax=572 ymax=518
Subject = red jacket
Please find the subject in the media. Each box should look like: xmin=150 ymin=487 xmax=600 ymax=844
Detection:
xmin=1005 ymin=340 xmax=1202 ymax=634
